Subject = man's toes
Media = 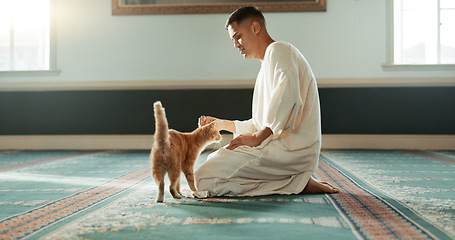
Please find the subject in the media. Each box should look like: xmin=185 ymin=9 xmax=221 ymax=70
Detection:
xmin=330 ymin=187 xmax=340 ymax=193
xmin=321 ymin=181 xmax=337 ymax=189
xmin=320 ymin=181 xmax=340 ymax=193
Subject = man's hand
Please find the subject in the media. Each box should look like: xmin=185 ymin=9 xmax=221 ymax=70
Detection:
xmin=227 ymin=127 xmax=273 ymax=150
xmin=227 ymin=133 xmax=259 ymax=150
xmin=198 ymin=116 xmax=236 ymax=133
xmin=198 ymin=116 xmax=218 ymax=127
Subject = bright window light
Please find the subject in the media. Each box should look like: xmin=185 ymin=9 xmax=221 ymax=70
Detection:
xmin=0 ymin=0 xmax=50 ymax=71
xmin=394 ymin=0 xmax=455 ymax=64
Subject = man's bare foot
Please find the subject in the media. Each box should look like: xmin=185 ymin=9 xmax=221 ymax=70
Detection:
xmin=301 ymin=177 xmax=340 ymax=194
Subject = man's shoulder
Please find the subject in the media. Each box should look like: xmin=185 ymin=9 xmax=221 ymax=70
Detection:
xmin=266 ymin=41 xmax=291 ymax=62
xmin=268 ymin=41 xmax=292 ymax=54
xmin=266 ymin=41 xmax=303 ymax=65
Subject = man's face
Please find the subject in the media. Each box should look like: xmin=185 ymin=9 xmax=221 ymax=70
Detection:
xmin=227 ymin=21 xmax=256 ymax=59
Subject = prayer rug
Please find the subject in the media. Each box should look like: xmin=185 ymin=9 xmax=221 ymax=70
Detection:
xmin=0 ymin=150 xmax=453 ymax=240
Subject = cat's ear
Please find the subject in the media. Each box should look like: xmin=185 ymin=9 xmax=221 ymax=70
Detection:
xmin=207 ymin=120 xmax=218 ymax=130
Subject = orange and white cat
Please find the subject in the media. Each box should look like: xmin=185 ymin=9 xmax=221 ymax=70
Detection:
xmin=150 ymin=101 xmax=222 ymax=202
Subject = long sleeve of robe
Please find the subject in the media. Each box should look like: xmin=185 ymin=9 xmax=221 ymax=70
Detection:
xmin=195 ymin=41 xmax=321 ymax=197
xmin=233 ymin=119 xmax=256 ymax=138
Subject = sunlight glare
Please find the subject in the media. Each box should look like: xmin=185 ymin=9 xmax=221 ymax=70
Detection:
xmin=0 ymin=0 xmax=51 ymax=70
xmin=0 ymin=172 xmax=108 ymax=187
xmin=0 ymin=1 xmax=10 ymax=36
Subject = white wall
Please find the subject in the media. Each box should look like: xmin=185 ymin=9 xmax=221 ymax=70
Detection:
xmin=2 ymin=0 xmax=455 ymax=84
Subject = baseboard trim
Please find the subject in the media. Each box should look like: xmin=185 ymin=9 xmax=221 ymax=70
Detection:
xmin=321 ymin=134 xmax=455 ymax=150
xmin=0 ymin=134 xmax=454 ymax=150
xmin=0 ymin=135 xmax=155 ymax=150
xmin=1 ymin=78 xmax=454 ymax=92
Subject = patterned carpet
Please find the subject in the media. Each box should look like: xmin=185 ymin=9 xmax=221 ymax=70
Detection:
xmin=0 ymin=150 xmax=453 ymax=240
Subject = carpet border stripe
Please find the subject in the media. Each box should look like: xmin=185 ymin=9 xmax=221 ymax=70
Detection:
xmin=318 ymin=155 xmax=453 ymax=240
xmin=0 ymin=166 xmax=151 ymax=240
xmin=402 ymin=150 xmax=455 ymax=164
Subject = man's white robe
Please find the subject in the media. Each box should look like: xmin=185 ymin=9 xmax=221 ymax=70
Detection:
xmin=195 ymin=41 xmax=321 ymax=197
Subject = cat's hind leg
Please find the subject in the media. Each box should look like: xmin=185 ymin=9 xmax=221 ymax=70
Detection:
xmin=183 ymin=170 xmax=197 ymax=192
xmin=168 ymin=170 xmax=182 ymax=199
xmin=157 ymin=179 xmax=165 ymax=203
xmin=177 ymin=175 xmax=182 ymax=195
xmin=153 ymin=168 xmax=166 ymax=203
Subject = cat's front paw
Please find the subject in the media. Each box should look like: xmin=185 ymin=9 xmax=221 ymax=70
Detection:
xmin=192 ymin=191 xmax=209 ymax=198
xmin=181 ymin=189 xmax=194 ymax=198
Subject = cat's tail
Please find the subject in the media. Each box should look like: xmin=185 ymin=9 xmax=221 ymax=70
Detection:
xmin=153 ymin=101 xmax=170 ymax=149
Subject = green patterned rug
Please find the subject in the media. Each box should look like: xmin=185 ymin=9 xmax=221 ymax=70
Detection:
xmin=0 ymin=150 xmax=453 ymax=240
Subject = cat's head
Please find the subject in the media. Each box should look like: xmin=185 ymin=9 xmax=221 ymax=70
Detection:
xmin=202 ymin=121 xmax=222 ymax=143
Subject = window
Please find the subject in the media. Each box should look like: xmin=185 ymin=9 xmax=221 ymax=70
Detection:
xmin=393 ymin=0 xmax=455 ymax=65
xmin=0 ymin=0 xmax=51 ymax=71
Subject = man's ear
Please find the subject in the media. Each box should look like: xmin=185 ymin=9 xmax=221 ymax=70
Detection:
xmin=251 ymin=21 xmax=261 ymax=34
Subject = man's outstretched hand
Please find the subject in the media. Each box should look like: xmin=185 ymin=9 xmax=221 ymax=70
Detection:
xmin=198 ymin=116 xmax=217 ymax=127
xmin=198 ymin=116 xmax=236 ymax=133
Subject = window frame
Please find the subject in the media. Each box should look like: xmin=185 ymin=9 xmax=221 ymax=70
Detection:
xmin=382 ymin=0 xmax=455 ymax=71
xmin=0 ymin=0 xmax=59 ymax=75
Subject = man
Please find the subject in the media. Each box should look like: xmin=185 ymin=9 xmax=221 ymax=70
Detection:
xmin=195 ymin=6 xmax=339 ymax=197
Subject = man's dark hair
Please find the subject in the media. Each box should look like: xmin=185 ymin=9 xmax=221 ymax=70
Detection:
xmin=225 ymin=6 xmax=266 ymax=29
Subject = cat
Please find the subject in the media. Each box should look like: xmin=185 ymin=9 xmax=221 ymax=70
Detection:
xmin=150 ymin=101 xmax=222 ymax=203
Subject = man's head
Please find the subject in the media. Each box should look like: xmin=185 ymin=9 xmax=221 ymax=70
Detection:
xmin=226 ymin=6 xmax=271 ymax=60
xmin=225 ymin=6 xmax=266 ymax=30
